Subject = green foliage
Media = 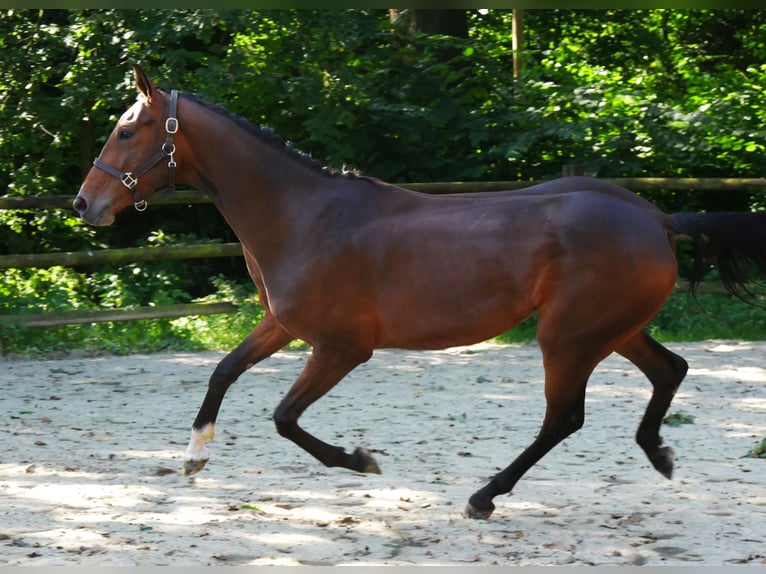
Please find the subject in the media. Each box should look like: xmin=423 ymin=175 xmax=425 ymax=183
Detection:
xmin=0 ymin=316 xmax=197 ymax=357
xmin=0 ymin=266 xmax=89 ymax=314
xmin=171 ymin=276 xmax=265 ymax=350
xmin=493 ymin=290 xmax=766 ymax=346
xmin=647 ymin=291 xmax=766 ymax=342
xmin=7 ymin=9 xmax=766 ymax=197
xmin=490 ymin=316 xmax=538 ymax=344
xmin=0 ymin=274 xmax=262 ymax=356
xmin=0 ymin=230 xmax=260 ymax=354
xmin=499 ymin=10 xmax=766 ymax=184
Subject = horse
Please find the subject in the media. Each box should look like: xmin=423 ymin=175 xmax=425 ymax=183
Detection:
xmin=73 ymin=65 xmax=766 ymax=519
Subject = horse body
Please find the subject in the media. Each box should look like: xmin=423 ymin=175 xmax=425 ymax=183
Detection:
xmin=183 ymin=98 xmax=675 ymax=352
xmin=73 ymin=66 xmax=766 ymax=519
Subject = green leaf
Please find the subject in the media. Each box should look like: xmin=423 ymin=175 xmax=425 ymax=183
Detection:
xmin=743 ymin=437 xmax=766 ymax=459
xmin=662 ymin=411 xmax=695 ymax=427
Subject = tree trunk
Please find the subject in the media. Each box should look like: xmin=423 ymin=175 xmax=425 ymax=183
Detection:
xmin=513 ymin=9 xmax=524 ymax=79
xmin=80 ymin=117 xmax=95 ymax=177
xmin=414 ymin=9 xmax=468 ymax=38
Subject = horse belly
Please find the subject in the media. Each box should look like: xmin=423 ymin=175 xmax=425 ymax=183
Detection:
xmin=373 ymin=249 xmax=539 ymax=350
xmin=380 ymin=297 xmax=534 ymax=350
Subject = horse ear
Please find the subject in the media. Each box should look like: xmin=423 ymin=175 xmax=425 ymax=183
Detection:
xmin=132 ymin=64 xmax=154 ymax=102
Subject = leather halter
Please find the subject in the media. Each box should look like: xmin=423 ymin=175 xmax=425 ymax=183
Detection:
xmin=92 ymin=89 xmax=178 ymax=211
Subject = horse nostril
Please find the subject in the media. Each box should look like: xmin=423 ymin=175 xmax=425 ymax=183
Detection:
xmin=73 ymin=195 xmax=88 ymax=214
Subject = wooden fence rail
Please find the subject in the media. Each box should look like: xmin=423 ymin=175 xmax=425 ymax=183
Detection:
xmin=0 ymin=242 xmax=243 ymax=270
xmin=0 ymin=302 xmax=238 ymax=328
xmin=2 ymin=177 xmax=766 ymax=210
xmin=2 ymin=177 xmax=765 ymax=329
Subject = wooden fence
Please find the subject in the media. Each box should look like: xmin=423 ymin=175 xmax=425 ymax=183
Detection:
xmin=2 ymin=177 xmax=765 ymax=329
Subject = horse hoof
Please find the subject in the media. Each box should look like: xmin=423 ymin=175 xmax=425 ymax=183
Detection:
xmin=353 ymin=447 xmax=382 ymax=474
xmin=182 ymin=457 xmax=209 ymax=476
xmin=651 ymin=446 xmax=674 ymax=479
xmin=463 ymin=500 xmax=495 ymax=520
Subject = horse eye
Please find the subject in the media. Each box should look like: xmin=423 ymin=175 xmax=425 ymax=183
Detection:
xmin=118 ymin=129 xmax=133 ymax=140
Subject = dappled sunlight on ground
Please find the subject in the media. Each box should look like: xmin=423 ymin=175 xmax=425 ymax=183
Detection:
xmin=690 ymin=367 xmax=766 ymax=383
xmin=1 ymin=342 xmax=764 ymax=565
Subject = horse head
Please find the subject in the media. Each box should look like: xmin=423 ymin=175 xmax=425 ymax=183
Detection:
xmin=73 ymin=65 xmax=178 ymax=226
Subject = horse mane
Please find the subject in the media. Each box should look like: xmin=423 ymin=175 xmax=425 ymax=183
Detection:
xmin=171 ymin=90 xmax=365 ymax=181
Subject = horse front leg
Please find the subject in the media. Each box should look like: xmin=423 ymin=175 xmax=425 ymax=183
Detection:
xmin=183 ymin=313 xmax=293 ymax=475
xmin=273 ymin=346 xmax=380 ymax=474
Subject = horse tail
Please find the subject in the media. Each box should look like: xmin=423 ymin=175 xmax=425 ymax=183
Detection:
xmin=667 ymin=212 xmax=766 ymax=304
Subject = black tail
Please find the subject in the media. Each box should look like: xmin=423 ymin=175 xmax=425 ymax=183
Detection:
xmin=668 ymin=212 xmax=766 ymax=305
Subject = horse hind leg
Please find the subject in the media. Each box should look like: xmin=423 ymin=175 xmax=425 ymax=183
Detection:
xmin=617 ymin=330 xmax=688 ymax=479
xmin=465 ymin=347 xmax=598 ymax=520
xmin=183 ymin=313 xmax=294 ymax=475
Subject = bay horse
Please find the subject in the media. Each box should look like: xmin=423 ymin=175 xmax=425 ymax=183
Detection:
xmin=73 ymin=65 xmax=766 ymax=519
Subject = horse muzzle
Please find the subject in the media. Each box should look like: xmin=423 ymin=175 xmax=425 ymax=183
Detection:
xmin=73 ymin=191 xmax=116 ymax=226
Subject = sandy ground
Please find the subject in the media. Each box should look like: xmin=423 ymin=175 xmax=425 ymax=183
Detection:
xmin=1 ymin=341 xmax=765 ymax=566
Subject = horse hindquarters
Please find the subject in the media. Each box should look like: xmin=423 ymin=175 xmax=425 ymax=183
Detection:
xmin=466 ymin=205 xmax=679 ymax=519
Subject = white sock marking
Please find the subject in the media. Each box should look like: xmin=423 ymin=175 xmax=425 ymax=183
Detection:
xmin=184 ymin=422 xmax=215 ymax=462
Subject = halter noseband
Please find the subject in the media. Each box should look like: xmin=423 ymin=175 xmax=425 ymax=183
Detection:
xmin=92 ymin=89 xmax=179 ymax=211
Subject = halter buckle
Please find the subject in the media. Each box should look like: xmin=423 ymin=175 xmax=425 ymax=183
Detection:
xmin=121 ymin=172 xmax=138 ymax=189
xmin=165 ymin=117 xmax=178 ymax=134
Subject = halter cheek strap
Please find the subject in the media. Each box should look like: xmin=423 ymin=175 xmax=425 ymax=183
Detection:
xmin=93 ymin=89 xmax=179 ymax=211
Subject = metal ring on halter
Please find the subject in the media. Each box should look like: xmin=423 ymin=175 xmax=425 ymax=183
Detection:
xmin=163 ymin=142 xmax=177 ymax=168
xmin=132 ymin=184 xmax=148 ymax=211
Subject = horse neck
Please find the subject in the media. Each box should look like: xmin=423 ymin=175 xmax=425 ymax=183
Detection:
xmin=178 ymin=98 xmax=334 ymax=247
